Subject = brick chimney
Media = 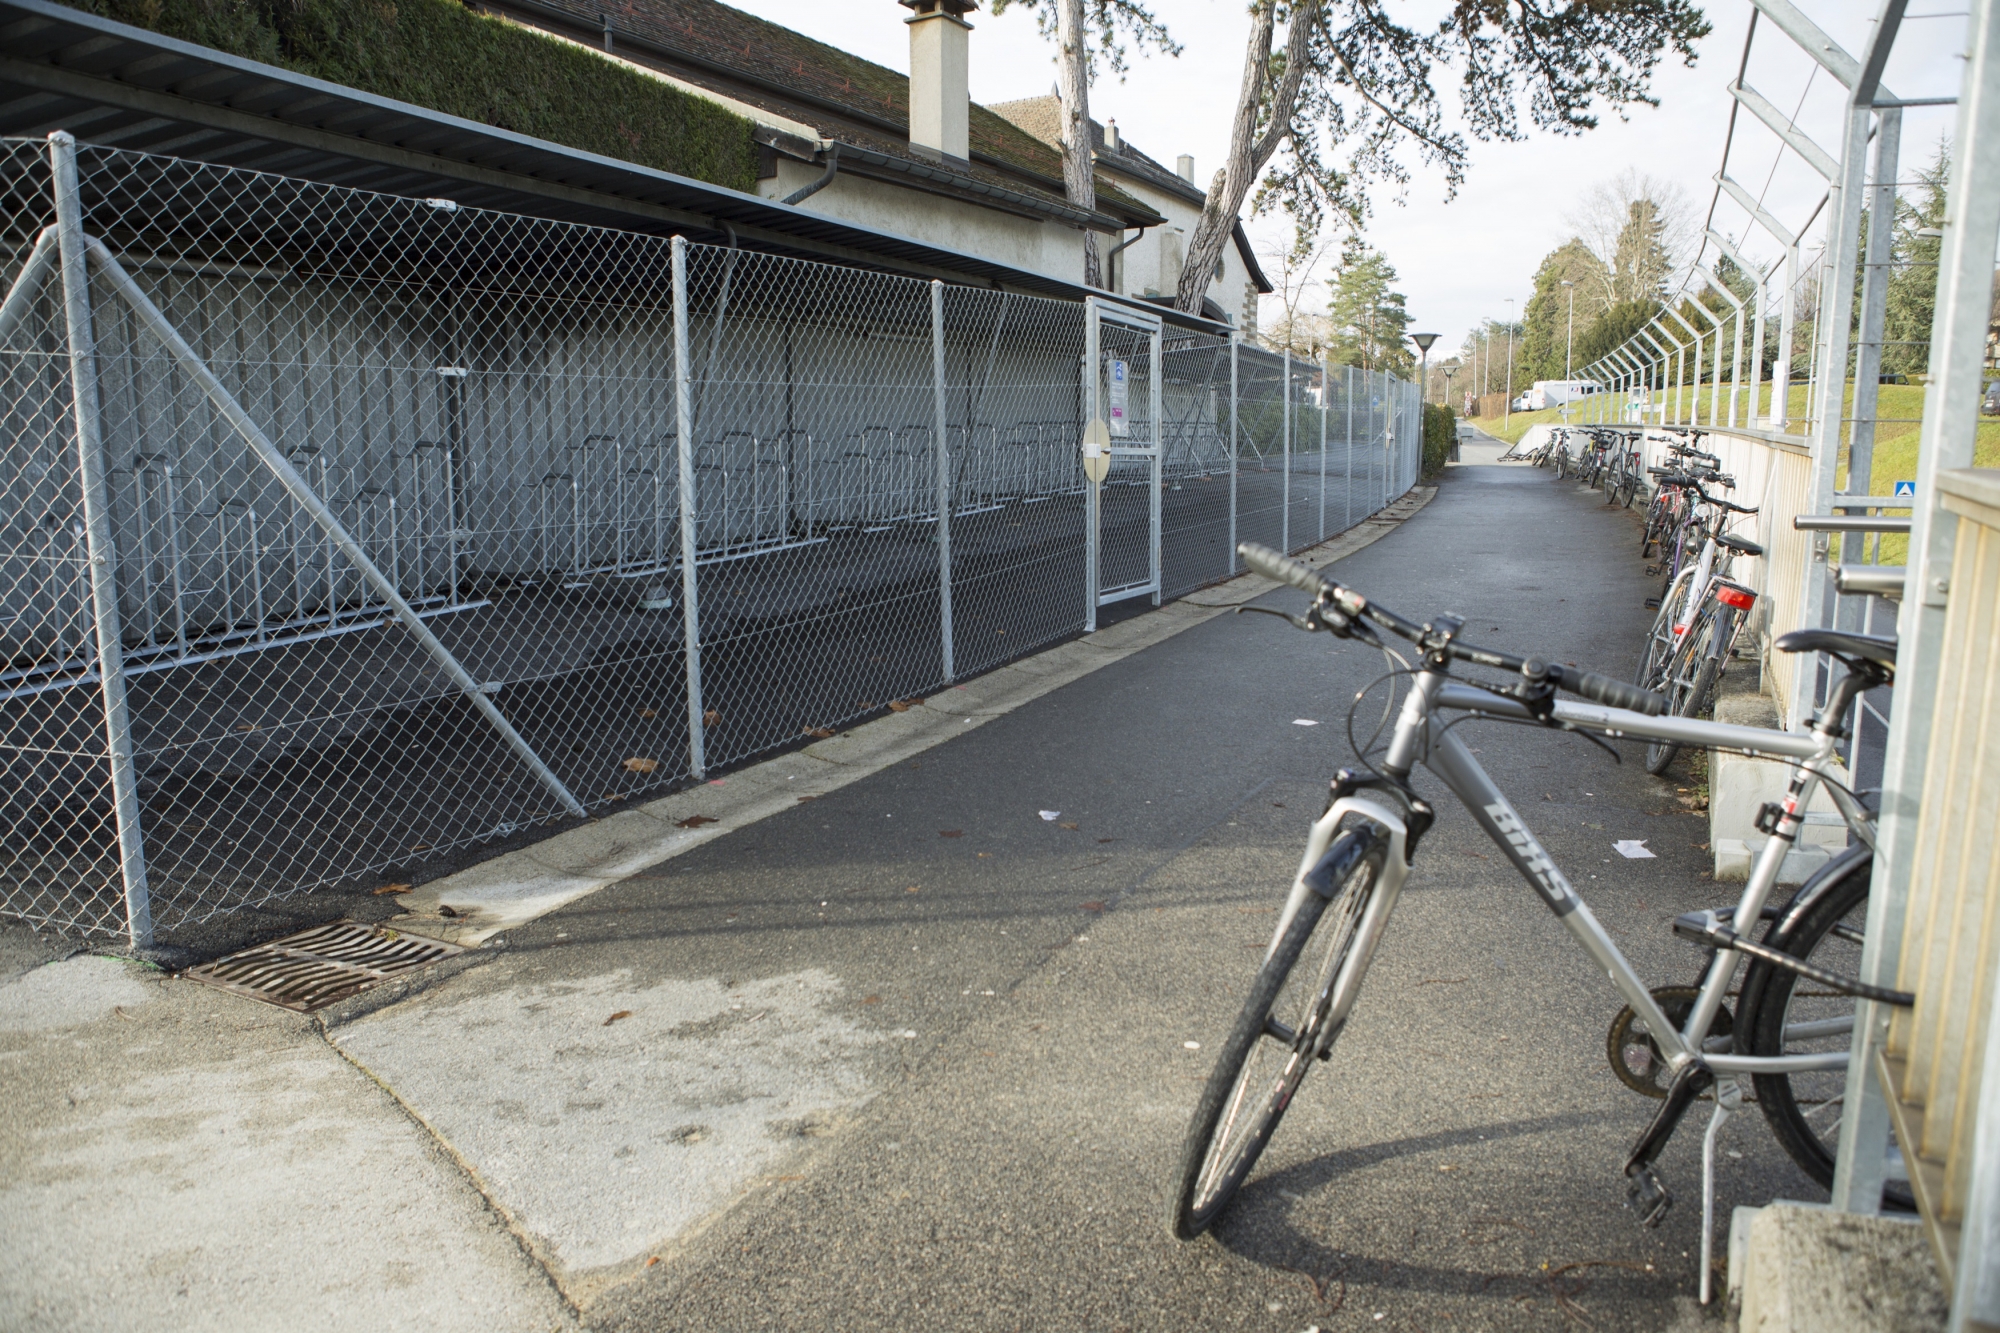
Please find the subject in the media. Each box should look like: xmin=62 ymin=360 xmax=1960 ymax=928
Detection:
xmin=901 ymin=0 xmax=977 ymax=162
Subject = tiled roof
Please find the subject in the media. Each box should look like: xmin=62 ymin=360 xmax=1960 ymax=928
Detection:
xmin=989 ymin=94 xmax=1273 ymax=295
xmin=506 ymin=0 xmax=1161 ymax=226
xmin=988 ymin=94 xmax=1206 ymax=206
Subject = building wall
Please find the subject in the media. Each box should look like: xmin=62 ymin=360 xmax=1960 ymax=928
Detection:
xmin=757 ymin=158 xmax=1086 ymax=287
xmin=1101 ymin=171 xmax=1258 ymax=335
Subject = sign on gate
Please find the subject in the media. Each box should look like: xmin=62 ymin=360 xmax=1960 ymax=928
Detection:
xmin=1108 ymin=358 xmax=1130 ymax=435
xmin=1894 ymin=479 xmax=1916 ymax=498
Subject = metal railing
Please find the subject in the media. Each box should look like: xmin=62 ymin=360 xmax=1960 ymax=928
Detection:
xmin=0 ymin=134 xmax=1422 ymax=948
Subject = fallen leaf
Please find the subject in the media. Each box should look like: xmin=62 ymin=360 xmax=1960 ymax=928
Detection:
xmin=645 ymin=1256 xmax=660 ymax=1268
xmin=854 ymin=700 xmax=873 ymax=709
xmin=640 ymin=708 xmax=657 ymax=719
xmin=702 ymin=709 xmax=721 ymax=726
xmin=976 ymin=852 xmax=990 ymax=858
xmin=604 ymin=1010 xmax=633 ymax=1026
xmin=623 ymin=756 xmax=660 ymax=774
xmin=235 ymin=723 xmax=257 ymax=733
xmin=905 ymin=885 xmax=922 ymax=893
xmin=797 ymin=794 xmax=818 ymax=803
xmin=1080 ymin=901 xmax=1106 ymax=913
xmin=372 ymin=882 xmax=411 ymax=896
xmin=437 ymin=904 xmax=459 ymax=919
xmin=803 ymin=726 xmax=835 ymax=739
xmin=676 ymin=814 xmax=719 ymax=829
xmin=888 ymin=699 xmax=911 ymax=713
xmin=939 ymin=829 xmax=963 ymax=838
xmin=1097 ymin=837 xmax=1117 ymax=844
xmin=862 ymin=994 xmax=882 ymax=1004
xmin=409 ymin=843 xmax=430 ymax=852
xmin=1058 ymin=821 xmax=1079 ymax=831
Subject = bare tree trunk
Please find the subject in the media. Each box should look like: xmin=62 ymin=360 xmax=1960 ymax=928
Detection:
xmin=1175 ymin=0 xmax=1319 ymax=318
xmin=1056 ymin=0 xmax=1100 ymax=288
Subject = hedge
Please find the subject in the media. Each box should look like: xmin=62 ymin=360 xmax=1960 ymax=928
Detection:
xmin=77 ymin=0 xmax=761 ymax=191
xmin=1422 ymin=401 xmax=1457 ymax=478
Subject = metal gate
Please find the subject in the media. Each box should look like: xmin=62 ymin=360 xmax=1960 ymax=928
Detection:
xmin=1083 ymin=298 xmax=1162 ymax=631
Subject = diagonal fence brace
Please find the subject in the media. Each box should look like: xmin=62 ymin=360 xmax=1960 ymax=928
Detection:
xmin=80 ymin=234 xmax=587 ymax=819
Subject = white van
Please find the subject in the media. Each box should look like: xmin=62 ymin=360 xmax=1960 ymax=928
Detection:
xmin=1530 ymin=379 xmax=1602 ymax=407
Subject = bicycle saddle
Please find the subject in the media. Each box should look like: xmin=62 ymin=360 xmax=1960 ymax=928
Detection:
xmin=1717 ymin=532 xmax=1764 ymax=557
xmin=1773 ymin=628 xmax=1898 ymax=671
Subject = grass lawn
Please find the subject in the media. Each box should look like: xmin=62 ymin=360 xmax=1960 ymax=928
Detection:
xmin=1468 ymin=381 xmax=2000 ymax=490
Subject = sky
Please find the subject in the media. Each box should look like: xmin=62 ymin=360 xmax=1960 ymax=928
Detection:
xmin=726 ymin=1 xmax=1971 ymax=359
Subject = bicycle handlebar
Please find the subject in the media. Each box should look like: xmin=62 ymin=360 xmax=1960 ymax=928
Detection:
xmin=1237 ymin=543 xmax=1667 ymax=716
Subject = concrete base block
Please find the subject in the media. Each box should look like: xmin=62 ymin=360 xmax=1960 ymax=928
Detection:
xmin=1713 ymin=839 xmax=1833 ymax=885
xmin=1730 ymin=1201 xmax=1946 ymax=1332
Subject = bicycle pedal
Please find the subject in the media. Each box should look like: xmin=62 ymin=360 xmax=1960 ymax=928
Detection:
xmin=1643 ymin=597 xmax=1661 ymax=609
xmin=1625 ymin=1164 xmax=1673 ymax=1227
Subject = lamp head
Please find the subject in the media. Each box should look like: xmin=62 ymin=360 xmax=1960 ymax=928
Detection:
xmin=1410 ymin=332 xmax=1439 ymax=354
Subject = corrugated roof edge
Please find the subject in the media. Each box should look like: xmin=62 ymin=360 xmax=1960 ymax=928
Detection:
xmin=0 ymin=0 xmax=1222 ymax=332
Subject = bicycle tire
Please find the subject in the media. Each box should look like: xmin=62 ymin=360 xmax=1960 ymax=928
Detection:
xmin=1170 ymin=827 xmax=1389 ymax=1240
xmin=1644 ymin=608 xmax=1725 ymax=774
xmin=1734 ymin=851 xmax=1917 ymax=1211
xmin=1635 ymin=566 xmax=1694 ymax=690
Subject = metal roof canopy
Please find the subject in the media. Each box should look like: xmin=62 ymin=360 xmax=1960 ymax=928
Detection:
xmin=0 ymin=0 xmax=1226 ymax=334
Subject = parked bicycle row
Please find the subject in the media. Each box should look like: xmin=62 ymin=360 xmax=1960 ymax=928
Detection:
xmin=1503 ymin=423 xmax=1765 ymax=769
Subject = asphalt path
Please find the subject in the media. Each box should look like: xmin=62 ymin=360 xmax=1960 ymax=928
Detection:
xmin=391 ymin=442 xmax=1817 ymax=1331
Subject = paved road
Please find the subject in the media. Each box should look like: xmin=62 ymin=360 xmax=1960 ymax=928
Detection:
xmin=329 ymin=442 xmax=1816 ymax=1330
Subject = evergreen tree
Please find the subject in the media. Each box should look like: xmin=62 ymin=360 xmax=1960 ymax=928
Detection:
xmin=1883 ymin=138 xmax=1949 ymax=376
xmin=1611 ymin=199 xmax=1673 ymax=303
xmin=1325 ymin=238 xmax=1414 ymax=375
xmin=1520 ymin=240 xmax=1610 ymax=381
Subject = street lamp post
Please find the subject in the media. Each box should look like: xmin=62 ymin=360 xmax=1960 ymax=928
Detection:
xmin=1411 ymin=332 xmax=1439 ymax=404
xmin=1442 ymin=364 xmax=1457 ymax=416
xmin=1503 ymin=298 xmax=1516 ymax=429
xmin=1560 ymin=279 xmax=1577 ymax=424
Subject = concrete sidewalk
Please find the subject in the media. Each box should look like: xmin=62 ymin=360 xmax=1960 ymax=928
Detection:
xmin=3 ymin=449 xmax=1815 ymax=1331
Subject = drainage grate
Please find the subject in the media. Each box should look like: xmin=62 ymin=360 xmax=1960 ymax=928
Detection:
xmin=181 ymin=920 xmax=464 ymax=1012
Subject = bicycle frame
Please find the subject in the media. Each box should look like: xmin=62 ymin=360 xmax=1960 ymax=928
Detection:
xmin=1266 ymin=667 xmax=1874 ymax=1082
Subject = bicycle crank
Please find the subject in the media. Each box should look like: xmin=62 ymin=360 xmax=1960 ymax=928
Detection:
xmin=1606 ymin=986 xmax=1732 ymax=1098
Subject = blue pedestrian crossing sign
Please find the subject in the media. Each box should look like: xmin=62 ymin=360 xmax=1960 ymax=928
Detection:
xmin=1894 ymin=480 xmax=1917 ymax=498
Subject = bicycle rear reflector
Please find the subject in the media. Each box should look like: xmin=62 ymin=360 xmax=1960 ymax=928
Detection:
xmin=1714 ymin=582 xmax=1757 ymax=611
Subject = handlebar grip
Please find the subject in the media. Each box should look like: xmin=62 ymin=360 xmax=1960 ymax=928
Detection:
xmin=1557 ymin=667 xmax=1667 ymax=716
xmin=1237 ymin=542 xmax=1334 ymax=598
xmin=1552 ymin=664 xmax=1664 ymax=716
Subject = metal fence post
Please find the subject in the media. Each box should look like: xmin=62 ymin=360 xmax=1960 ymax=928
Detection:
xmin=1318 ymin=353 xmax=1328 ymax=541
xmin=1281 ymin=346 xmax=1292 ymax=553
xmin=932 ymin=280 xmax=954 ymax=679
xmin=1084 ymin=297 xmax=1099 ymax=630
xmin=1344 ymin=365 xmax=1353 ymax=531
xmin=1149 ymin=322 xmax=1163 ymax=605
xmin=1228 ymin=332 xmax=1238 ymax=572
xmin=48 ymin=133 xmax=152 ymax=950
xmin=671 ymin=236 xmax=706 ymax=778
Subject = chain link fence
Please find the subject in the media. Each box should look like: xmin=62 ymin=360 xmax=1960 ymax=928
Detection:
xmin=1 ymin=135 xmax=1421 ymax=946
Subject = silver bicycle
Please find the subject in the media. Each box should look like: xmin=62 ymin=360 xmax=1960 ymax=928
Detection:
xmin=1170 ymin=544 xmax=1911 ymax=1299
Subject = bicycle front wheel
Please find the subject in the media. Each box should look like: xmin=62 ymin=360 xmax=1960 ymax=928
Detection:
xmin=1170 ymin=827 xmax=1389 ymax=1239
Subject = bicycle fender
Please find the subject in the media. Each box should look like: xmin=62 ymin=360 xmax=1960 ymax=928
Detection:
xmin=1771 ymin=843 xmax=1873 ymax=940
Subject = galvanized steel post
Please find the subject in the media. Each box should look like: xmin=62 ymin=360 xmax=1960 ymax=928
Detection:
xmin=1228 ymin=332 xmax=1238 ymax=573
xmin=1084 ymin=298 xmax=1100 ymax=629
xmin=1281 ymin=347 xmax=1292 ymax=552
xmin=49 ymin=133 xmax=152 ymax=950
xmin=671 ymin=236 xmax=706 ymax=778
xmin=932 ymin=281 xmax=954 ymax=679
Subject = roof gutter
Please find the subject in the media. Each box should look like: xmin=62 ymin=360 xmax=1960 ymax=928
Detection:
xmin=834 ymin=142 xmax=1125 ymax=232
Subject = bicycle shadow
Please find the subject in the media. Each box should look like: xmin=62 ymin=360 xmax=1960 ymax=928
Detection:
xmin=1201 ymin=1110 xmax=1674 ymax=1306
